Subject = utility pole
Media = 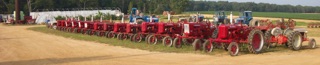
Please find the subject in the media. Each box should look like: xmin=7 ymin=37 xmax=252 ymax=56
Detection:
xmin=15 ymin=0 xmax=21 ymax=22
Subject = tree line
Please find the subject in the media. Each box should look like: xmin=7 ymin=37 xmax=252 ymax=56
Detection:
xmin=0 ymin=0 xmax=189 ymax=15
xmin=187 ymin=1 xmax=320 ymax=13
xmin=1 ymin=0 xmax=320 ymax=15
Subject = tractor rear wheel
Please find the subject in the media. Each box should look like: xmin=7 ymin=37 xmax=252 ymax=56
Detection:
xmin=162 ymin=36 xmax=173 ymax=47
xmin=249 ymin=19 xmax=259 ymax=27
xmin=228 ymin=42 xmax=239 ymax=56
xmin=287 ymin=31 xmax=302 ymax=50
xmin=309 ymin=38 xmax=316 ymax=49
xmin=148 ymin=35 xmax=158 ymax=45
xmin=173 ymin=38 xmax=182 ymax=48
xmin=248 ymin=29 xmax=265 ymax=54
xmin=202 ymin=40 xmax=213 ymax=52
xmin=192 ymin=39 xmax=202 ymax=50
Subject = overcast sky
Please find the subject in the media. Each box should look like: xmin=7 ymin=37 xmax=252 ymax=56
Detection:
xmin=203 ymin=0 xmax=320 ymax=6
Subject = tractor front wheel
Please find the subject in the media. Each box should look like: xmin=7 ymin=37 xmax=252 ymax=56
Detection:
xmin=173 ymin=38 xmax=182 ymax=48
xmin=192 ymin=39 xmax=202 ymax=51
xmin=133 ymin=34 xmax=142 ymax=42
xmin=228 ymin=42 xmax=239 ymax=56
xmin=202 ymin=40 xmax=213 ymax=52
xmin=148 ymin=35 xmax=158 ymax=45
xmin=162 ymin=36 xmax=173 ymax=47
xmin=309 ymin=38 xmax=316 ymax=49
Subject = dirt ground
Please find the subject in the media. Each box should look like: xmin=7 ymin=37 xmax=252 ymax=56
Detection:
xmin=0 ymin=24 xmax=320 ymax=65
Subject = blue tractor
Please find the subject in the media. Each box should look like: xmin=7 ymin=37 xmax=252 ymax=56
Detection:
xmin=129 ymin=8 xmax=159 ymax=24
xmin=236 ymin=11 xmax=259 ymax=26
xmin=213 ymin=11 xmax=229 ymax=25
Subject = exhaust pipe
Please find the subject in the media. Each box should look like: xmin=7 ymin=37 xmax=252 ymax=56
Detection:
xmin=230 ymin=12 xmax=233 ymax=24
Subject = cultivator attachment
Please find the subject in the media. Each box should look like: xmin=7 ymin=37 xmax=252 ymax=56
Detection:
xmin=307 ymin=23 xmax=320 ymax=28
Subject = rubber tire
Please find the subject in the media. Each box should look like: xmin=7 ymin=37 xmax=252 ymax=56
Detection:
xmin=309 ymin=38 xmax=316 ymax=49
xmin=134 ymin=34 xmax=143 ymax=42
xmin=148 ymin=35 xmax=158 ymax=45
xmin=145 ymin=34 xmax=151 ymax=41
xmin=228 ymin=42 xmax=239 ymax=56
xmin=192 ymin=39 xmax=202 ymax=51
xmin=202 ymin=40 xmax=213 ymax=52
xmin=117 ymin=33 xmax=122 ymax=40
xmin=247 ymin=29 xmax=265 ymax=54
xmin=73 ymin=28 xmax=78 ymax=33
xmin=104 ymin=31 xmax=109 ymax=38
xmin=129 ymin=34 xmax=135 ymax=42
xmin=162 ymin=36 xmax=173 ymax=47
xmin=173 ymin=38 xmax=182 ymax=48
xmin=264 ymin=29 xmax=276 ymax=48
xmin=287 ymin=31 xmax=302 ymax=50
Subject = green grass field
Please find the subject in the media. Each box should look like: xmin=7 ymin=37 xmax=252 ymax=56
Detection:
xmin=184 ymin=11 xmax=320 ymax=20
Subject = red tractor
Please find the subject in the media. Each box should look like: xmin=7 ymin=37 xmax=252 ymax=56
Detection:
xmin=73 ymin=21 xmax=85 ymax=33
xmin=256 ymin=19 xmax=316 ymax=50
xmin=63 ymin=20 xmax=73 ymax=32
xmin=147 ymin=21 xmax=183 ymax=47
xmin=56 ymin=20 xmax=65 ymax=31
xmin=203 ymin=23 xmax=265 ymax=56
xmin=172 ymin=21 xmax=215 ymax=50
xmin=65 ymin=20 xmax=79 ymax=32
xmin=104 ymin=22 xmax=115 ymax=38
xmin=80 ymin=21 xmax=94 ymax=35
xmin=92 ymin=22 xmax=107 ymax=36
xmin=107 ymin=23 xmax=127 ymax=38
xmin=133 ymin=22 xmax=159 ymax=43
xmin=123 ymin=23 xmax=141 ymax=41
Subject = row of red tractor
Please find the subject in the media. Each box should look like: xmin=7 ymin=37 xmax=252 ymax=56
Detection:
xmin=48 ymin=16 xmax=316 ymax=56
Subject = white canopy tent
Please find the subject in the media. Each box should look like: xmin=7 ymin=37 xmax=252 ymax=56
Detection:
xmin=31 ymin=9 xmax=122 ymax=24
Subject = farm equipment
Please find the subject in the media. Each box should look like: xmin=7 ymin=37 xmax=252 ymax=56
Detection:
xmin=255 ymin=18 xmax=316 ymax=50
xmin=80 ymin=21 xmax=94 ymax=35
xmin=108 ymin=23 xmax=127 ymax=39
xmin=213 ymin=11 xmax=228 ymax=25
xmin=172 ymin=18 xmax=215 ymax=50
xmin=146 ymin=21 xmax=183 ymax=46
xmin=235 ymin=11 xmax=260 ymax=26
xmin=307 ymin=22 xmax=320 ymax=28
xmin=204 ymin=23 xmax=265 ymax=56
xmin=123 ymin=23 xmax=141 ymax=41
xmin=92 ymin=22 xmax=107 ymax=36
xmin=56 ymin=20 xmax=65 ymax=31
xmin=129 ymin=8 xmax=159 ymax=24
xmin=133 ymin=22 xmax=159 ymax=43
